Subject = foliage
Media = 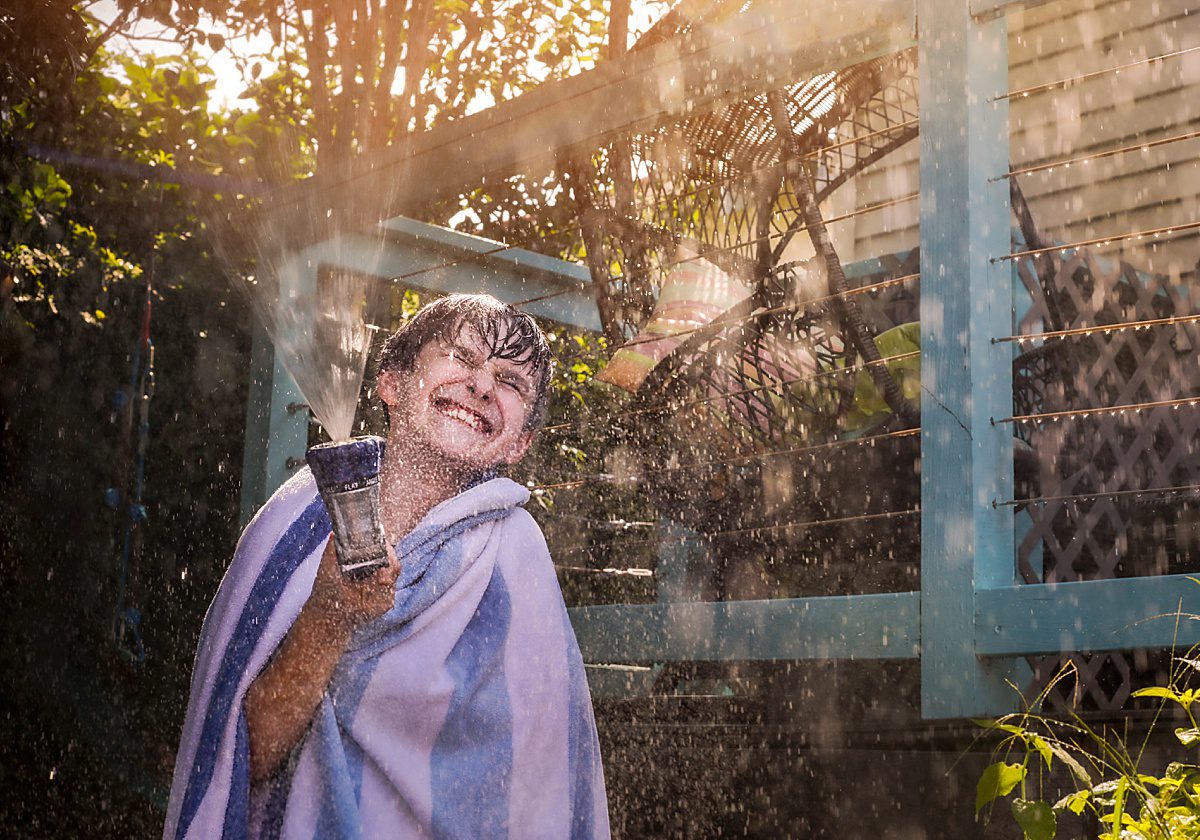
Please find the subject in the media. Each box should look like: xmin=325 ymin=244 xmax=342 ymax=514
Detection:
xmin=844 ymin=321 xmax=921 ymax=431
xmin=975 ymin=655 xmax=1200 ymax=840
xmin=0 ymin=0 xmax=90 ymax=107
xmin=0 ymin=29 xmax=260 ymax=837
xmin=126 ymin=0 xmax=661 ymax=175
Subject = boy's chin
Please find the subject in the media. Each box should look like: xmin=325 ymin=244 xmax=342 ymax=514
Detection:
xmin=427 ymin=441 xmax=507 ymax=478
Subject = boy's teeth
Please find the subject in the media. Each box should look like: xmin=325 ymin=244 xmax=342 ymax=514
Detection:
xmin=440 ymin=402 xmax=485 ymax=431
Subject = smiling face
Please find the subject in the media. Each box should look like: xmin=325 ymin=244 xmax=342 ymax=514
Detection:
xmin=378 ymin=326 xmax=537 ymax=477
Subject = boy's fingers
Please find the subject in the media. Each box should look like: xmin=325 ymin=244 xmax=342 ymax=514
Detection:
xmin=384 ymin=545 xmax=401 ymax=578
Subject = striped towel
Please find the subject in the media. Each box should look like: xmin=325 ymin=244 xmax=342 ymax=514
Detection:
xmin=164 ymin=471 xmax=609 ymax=840
xmin=597 ymin=244 xmax=754 ymax=392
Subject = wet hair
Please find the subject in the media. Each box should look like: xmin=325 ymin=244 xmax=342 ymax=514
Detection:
xmin=377 ymin=293 xmax=553 ymax=431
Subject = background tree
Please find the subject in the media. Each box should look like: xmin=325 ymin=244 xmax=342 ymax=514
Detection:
xmin=115 ymin=0 xmax=633 ymax=175
xmin=0 ymin=15 xmax=268 ymax=833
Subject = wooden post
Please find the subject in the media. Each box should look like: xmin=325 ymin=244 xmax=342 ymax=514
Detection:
xmin=238 ymin=259 xmax=311 ymax=526
xmin=917 ymin=0 xmax=1019 ymax=718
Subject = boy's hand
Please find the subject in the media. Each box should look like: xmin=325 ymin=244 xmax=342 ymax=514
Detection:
xmin=306 ymin=537 xmax=401 ymax=636
xmin=246 ymin=537 xmax=399 ymax=782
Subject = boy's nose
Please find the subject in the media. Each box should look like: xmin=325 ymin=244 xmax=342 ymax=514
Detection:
xmin=466 ymin=370 xmax=494 ymax=401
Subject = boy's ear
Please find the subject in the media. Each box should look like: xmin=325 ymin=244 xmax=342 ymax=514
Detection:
xmin=376 ymin=369 xmax=401 ymax=407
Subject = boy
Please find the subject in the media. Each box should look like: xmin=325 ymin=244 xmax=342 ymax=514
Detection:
xmin=164 ymin=294 xmax=609 ymax=840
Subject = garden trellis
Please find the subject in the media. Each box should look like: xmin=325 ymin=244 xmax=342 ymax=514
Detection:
xmin=243 ymin=0 xmax=1200 ymax=720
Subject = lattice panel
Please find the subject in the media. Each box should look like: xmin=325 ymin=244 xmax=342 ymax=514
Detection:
xmin=1013 ymin=247 xmax=1200 ymax=711
xmin=1015 ymin=250 xmax=1200 ymax=583
xmin=573 ymin=49 xmax=920 ymax=340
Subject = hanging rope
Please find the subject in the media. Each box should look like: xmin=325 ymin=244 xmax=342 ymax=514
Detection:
xmin=111 ymin=188 xmax=161 ymax=665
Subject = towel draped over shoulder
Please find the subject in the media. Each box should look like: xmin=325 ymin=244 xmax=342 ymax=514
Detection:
xmin=164 ymin=471 xmax=609 ymax=840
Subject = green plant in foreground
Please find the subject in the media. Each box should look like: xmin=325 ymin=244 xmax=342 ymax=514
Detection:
xmin=975 ymin=657 xmax=1200 ymax=840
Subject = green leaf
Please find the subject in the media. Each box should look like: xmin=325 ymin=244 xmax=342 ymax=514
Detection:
xmin=1164 ymin=762 xmax=1200 ymax=781
xmin=234 ymin=111 xmax=261 ymax=133
xmin=1111 ymin=776 xmax=1129 ymax=831
xmin=973 ymin=719 xmax=1025 ymax=736
xmin=1012 ymin=798 xmax=1057 ymax=840
xmin=977 ymin=762 xmax=1026 ymax=813
xmin=1030 ymin=735 xmax=1055 ymax=771
xmin=1132 ymin=687 xmax=1179 ymax=702
xmin=1053 ymin=789 xmax=1090 ymax=816
xmin=1175 ymin=727 xmax=1200 ymax=747
xmin=1047 ymin=743 xmax=1092 ymax=787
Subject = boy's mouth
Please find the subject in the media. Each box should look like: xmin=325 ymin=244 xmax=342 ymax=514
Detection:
xmin=432 ymin=397 xmax=494 ymax=434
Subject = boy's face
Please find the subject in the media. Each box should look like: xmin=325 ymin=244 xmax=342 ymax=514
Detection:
xmin=378 ymin=326 xmax=537 ymax=473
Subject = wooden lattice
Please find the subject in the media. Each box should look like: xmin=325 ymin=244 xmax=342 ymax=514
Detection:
xmin=1014 ymin=248 xmax=1200 ymax=710
xmin=1014 ymin=250 xmax=1200 ymax=584
xmin=574 ymin=48 xmax=919 ymax=340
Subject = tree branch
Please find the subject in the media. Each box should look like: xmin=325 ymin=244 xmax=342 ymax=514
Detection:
xmin=396 ymin=0 xmax=434 ymax=138
xmin=299 ymin=3 xmax=336 ymax=172
xmin=369 ymin=0 xmax=405 ymax=151
xmin=81 ymin=5 xmax=133 ymax=66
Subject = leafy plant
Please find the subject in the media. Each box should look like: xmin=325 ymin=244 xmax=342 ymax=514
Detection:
xmin=975 ymin=652 xmax=1200 ymax=840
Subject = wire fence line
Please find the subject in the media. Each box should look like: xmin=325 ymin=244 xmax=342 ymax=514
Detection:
xmin=530 ymin=428 xmax=921 ymax=491
xmin=991 ymin=44 xmax=1200 ymax=102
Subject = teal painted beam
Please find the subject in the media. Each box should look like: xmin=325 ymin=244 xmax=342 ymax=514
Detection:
xmin=378 ymin=217 xmax=591 ymax=286
xmin=303 ymin=221 xmax=601 ymax=332
xmin=976 ymin=575 xmax=1200 ymax=656
xmin=237 ymin=252 xmax=317 ymax=522
xmin=918 ymin=0 xmax=1019 ymax=718
xmin=568 ymin=592 xmax=921 ymax=664
xmin=239 ymin=320 xmax=273 ymax=528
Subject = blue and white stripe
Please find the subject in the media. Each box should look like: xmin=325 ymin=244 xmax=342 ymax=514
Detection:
xmin=164 ymin=473 xmax=608 ymax=840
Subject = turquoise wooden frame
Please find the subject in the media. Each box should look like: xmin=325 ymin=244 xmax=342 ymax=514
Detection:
xmin=244 ymin=0 xmax=1200 ymax=718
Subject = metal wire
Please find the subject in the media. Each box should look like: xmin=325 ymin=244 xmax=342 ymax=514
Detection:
xmin=997 ymin=396 xmax=1200 ymax=425
xmin=698 ymin=506 xmax=919 ymax=541
xmin=651 ymin=191 xmax=920 ymax=268
xmin=614 ymin=271 xmax=920 ymax=353
xmin=994 ymin=220 xmax=1200 ymax=263
xmin=554 ymin=563 xmax=655 ymax=576
xmin=538 ymin=512 xmax=657 ymax=529
xmin=527 ymin=190 xmax=921 ymax=311
xmin=555 ymin=506 xmax=921 ymax=556
xmin=583 ymin=193 xmax=919 ymax=302
xmin=991 ymin=45 xmax=1200 ymax=102
xmin=541 ymin=349 xmax=921 ymax=435
xmin=531 ymin=428 xmax=921 ymax=491
xmin=994 ymin=128 xmax=1200 ymax=181
xmin=999 ymin=483 xmax=1200 ymax=507
xmin=994 ymin=312 xmax=1200 ymax=345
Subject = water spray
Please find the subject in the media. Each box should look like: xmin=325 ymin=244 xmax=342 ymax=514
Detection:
xmin=305 ymin=435 xmax=390 ymax=579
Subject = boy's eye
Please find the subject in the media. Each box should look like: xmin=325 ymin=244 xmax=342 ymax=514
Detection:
xmin=449 ymin=347 xmax=482 ymax=367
